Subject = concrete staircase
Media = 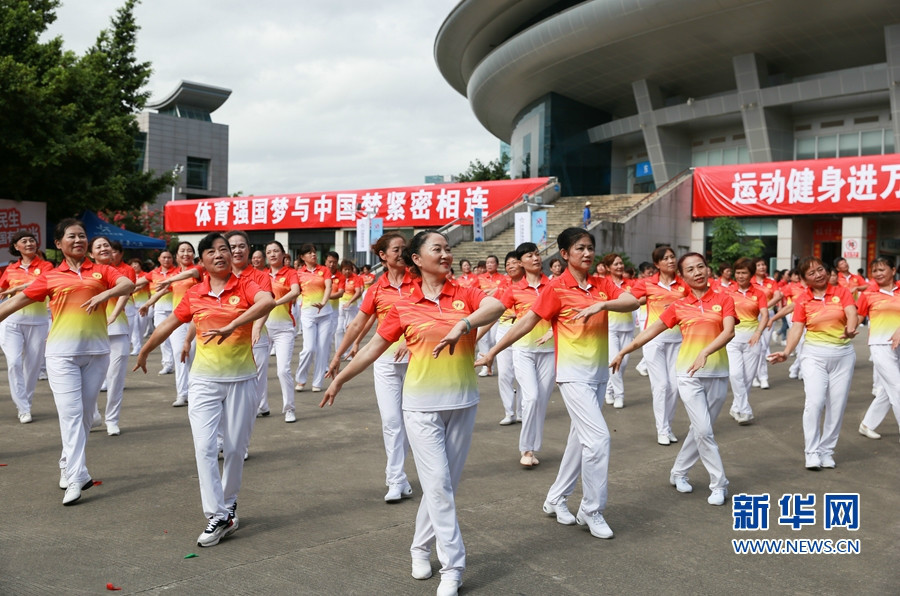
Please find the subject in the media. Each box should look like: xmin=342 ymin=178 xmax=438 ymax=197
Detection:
xmin=451 ymin=193 xmax=648 ymax=268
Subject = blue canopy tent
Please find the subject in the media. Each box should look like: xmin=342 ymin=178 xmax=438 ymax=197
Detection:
xmin=80 ymin=210 xmax=167 ymax=250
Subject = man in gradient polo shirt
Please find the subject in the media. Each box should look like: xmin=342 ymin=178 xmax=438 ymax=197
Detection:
xmin=135 ymin=233 xmax=274 ymax=547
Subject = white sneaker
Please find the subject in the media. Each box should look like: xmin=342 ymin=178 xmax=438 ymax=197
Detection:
xmin=708 ymin=488 xmax=728 ymax=506
xmin=285 ymin=411 xmax=297 ymax=423
xmin=759 ymin=379 xmax=770 ymax=390
xmin=738 ymin=412 xmax=754 ymax=426
xmin=197 ymin=517 xmax=233 ymax=547
xmin=858 ymin=423 xmax=881 ymax=439
xmin=499 ymin=415 xmax=515 ymax=426
xmin=667 ymin=431 xmax=678 ymax=443
xmin=59 ymin=469 xmax=69 ymax=490
xmin=805 ymin=453 xmax=822 ymax=470
xmin=38 ymin=371 xmax=48 ymax=380
xmin=311 ymin=386 xmax=322 ymax=393
xmin=478 ymin=366 xmax=489 ymax=377
xmin=294 ymin=383 xmax=305 ymax=392
xmin=158 ymin=366 xmax=174 ymax=375
xmin=107 ymin=422 xmax=120 ymax=436
xmin=669 ymin=473 xmax=693 ymax=493
xmin=788 ymin=371 xmax=798 ymax=379
xmin=752 ymin=378 xmax=760 ymax=388
xmin=99 ymin=382 xmax=107 ymax=392
xmin=636 ymin=361 xmax=648 ymax=376
xmin=436 ymin=578 xmax=461 ymax=596
xmin=62 ymin=478 xmax=93 ymax=506
xmin=90 ymin=411 xmax=103 ymax=431
xmin=385 ymin=483 xmax=412 ymax=503
xmin=657 ymin=433 xmax=671 ymax=446
xmin=172 ymin=396 xmax=188 ymax=407
xmin=575 ymin=509 xmax=614 ymax=539
xmin=729 ymin=408 xmax=740 ymax=422
xmin=613 ymin=396 xmax=624 ymax=409
xmin=819 ymin=454 xmax=836 ymax=468
xmin=604 ymin=393 xmax=614 ymax=405
xmin=18 ymin=412 xmax=32 ymax=424
xmin=411 ymin=558 xmax=432 ymax=580
xmin=542 ymin=498 xmax=576 ymax=525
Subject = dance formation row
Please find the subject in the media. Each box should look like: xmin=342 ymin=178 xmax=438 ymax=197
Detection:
xmin=1 ymin=222 xmax=898 ymax=596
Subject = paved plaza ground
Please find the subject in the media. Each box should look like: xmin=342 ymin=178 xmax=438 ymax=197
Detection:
xmin=0 ymin=335 xmax=897 ymax=595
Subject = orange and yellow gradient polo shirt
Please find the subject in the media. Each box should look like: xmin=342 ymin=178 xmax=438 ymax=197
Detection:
xmin=298 ymin=265 xmax=331 ymax=315
xmin=631 ymin=272 xmax=688 ymax=342
xmin=339 ymin=274 xmax=363 ymax=309
xmin=531 ymin=268 xmax=624 ymax=384
xmin=0 ymin=257 xmax=53 ymax=324
xmin=268 ymin=266 xmax=300 ymax=328
xmin=725 ymin=284 xmax=767 ymax=343
xmin=24 ymin=260 xmax=123 ymax=356
xmin=659 ymin=288 xmax=736 ymax=377
xmin=855 ymin=282 xmax=900 ymax=346
xmin=790 ymin=285 xmax=855 ymax=348
xmin=377 ymin=281 xmax=486 ymax=411
xmin=608 ymin=278 xmax=636 ymax=332
xmin=497 ymin=275 xmax=553 ymax=352
xmin=174 ymin=274 xmax=264 ymax=381
xmin=106 ymin=262 xmax=137 ymax=335
xmin=360 ymin=270 xmax=419 ymax=362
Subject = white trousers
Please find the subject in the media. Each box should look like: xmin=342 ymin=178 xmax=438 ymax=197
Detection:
xmin=546 ymin=381 xmax=610 ymax=516
xmin=128 ymin=304 xmax=148 ymax=355
xmin=374 ymin=360 xmax=410 ymax=486
xmin=513 ymin=350 xmax=555 ymax=453
xmin=170 ymin=322 xmax=195 ymax=400
xmin=476 ymin=326 xmax=495 ymax=367
xmin=47 ymin=353 xmax=109 ymax=486
xmin=799 ymin=344 xmax=855 ymax=457
xmin=253 ymin=337 xmax=269 ymax=413
xmin=295 ymin=311 xmax=331 ymax=388
xmin=644 ymin=339 xmax=680 ymax=435
xmin=1 ymin=321 xmax=49 ymax=415
xmin=153 ymin=307 xmax=175 ymax=370
xmin=495 ymin=325 xmax=519 ymax=417
xmin=188 ymin=377 xmax=256 ymax=522
xmin=607 ymin=329 xmax=634 ymax=400
xmin=862 ymin=345 xmax=900 ymax=431
xmin=406 ymin=405 xmax=477 ymax=582
xmin=671 ymin=376 xmax=729 ymax=490
xmin=755 ymin=313 xmax=774 ymax=382
xmin=99 ymin=334 xmax=130 ymax=424
xmin=726 ymin=340 xmax=762 ymax=416
xmin=268 ymin=326 xmax=296 ymax=413
xmin=335 ymin=305 xmax=358 ymax=359
xmin=788 ymin=320 xmax=805 ymax=378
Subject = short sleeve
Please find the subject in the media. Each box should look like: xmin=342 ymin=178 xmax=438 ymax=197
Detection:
xmin=376 ymin=304 xmax=403 ymax=343
xmin=658 ymin=301 xmax=679 ymax=329
xmin=22 ymin=271 xmax=50 ymax=301
xmin=101 ymin=263 xmax=123 ymax=288
xmin=174 ymin=290 xmax=193 ymax=323
xmin=630 ymin=279 xmax=647 ymax=300
xmin=755 ymin=289 xmax=767 ymax=310
xmin=601 ymin=277 xmax=623 ymax=300
xmin=836 ymin=286 xmax=855 ymax=308
xmin=240 ymin=278 xmax=263 ymax=304
xmin=720 ymin=294 xmax=737 ymax=320
xmin=531 ymin=281 xmax=561 ymax=320
xmin=793 ymin=298 xmax=808 ymax=324
xmin=360 ymin=283 xmax=377 ymax=315
xmin=856 ymin=293 xmax=870 ymax=318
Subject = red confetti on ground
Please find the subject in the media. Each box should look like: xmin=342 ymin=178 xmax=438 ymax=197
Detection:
xmin=93 ymin=480 xmax=103 ymax=486
xmin=0 ymin=463 xmax=7 ymax=466
xmin=106 ymin=583 xmax=122 ymax=591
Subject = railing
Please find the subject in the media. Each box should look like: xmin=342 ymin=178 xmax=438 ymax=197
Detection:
xmin=537 ymin=168 xmax=694 ymax=259
xmin=439 ymin=178 xmax=560 ymax=248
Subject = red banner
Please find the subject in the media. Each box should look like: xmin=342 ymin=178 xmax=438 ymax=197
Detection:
xmin=164 ymin=178 xmax=553 ymax=233
xmin=692 ymin=154 xmax=900 ymax=218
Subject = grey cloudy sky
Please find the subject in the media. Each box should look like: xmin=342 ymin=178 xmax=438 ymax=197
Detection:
xmin=47 ymin=0 xmax=499 ymax=196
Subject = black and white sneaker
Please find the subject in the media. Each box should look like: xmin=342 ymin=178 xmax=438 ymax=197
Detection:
xmin=197 ymin=517 xmax=233 ymax=547
xmin=225 ymin=502 xmax=239 ymax=537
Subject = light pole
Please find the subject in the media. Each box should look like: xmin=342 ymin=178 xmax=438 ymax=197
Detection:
xmin=170 ymin=163 xmax=184 ymax=201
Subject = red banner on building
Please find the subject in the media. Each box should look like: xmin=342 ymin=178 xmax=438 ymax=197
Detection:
xmin=692 ymin=154 xmax=900 ymax=218
xmin=164 ymin=178 xmax=553 ymax=233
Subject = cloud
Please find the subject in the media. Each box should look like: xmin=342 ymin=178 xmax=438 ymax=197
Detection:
xmin=46 ymin=0 xmax=499 ymax=196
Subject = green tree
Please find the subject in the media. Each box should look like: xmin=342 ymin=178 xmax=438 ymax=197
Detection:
xmin=454 ymin=154 xmax=510 ymax=182
xmin=0 ymin=0 xmax=167 ymax=223
xmin=709 ymin=217 xmax=764 ymax=270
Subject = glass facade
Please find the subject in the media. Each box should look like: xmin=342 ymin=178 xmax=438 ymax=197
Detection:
xmin=186 ymin=157 xmax=210 ymax=190
xmin=794 ymin=129 xmax=893 ymax=160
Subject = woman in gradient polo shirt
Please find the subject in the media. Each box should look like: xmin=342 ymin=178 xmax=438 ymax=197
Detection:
xmin=135 ymin=232 xmax=274 ymax=547
xmin=768 ymin=257 xmax=858 ymax=470
xmin=294 ymin=243 xmax=332 ymax=393
xmin=603 ymin=252 xmax=636 ymax=410
xmin=630 ymin=246 xmax=689 ymax=446
xmin=612 ymin=253 xmax=736 ymax=506
xmin=0 ymin=229 xmax=52 ymax=424
xmin=323 ymin=230 xmax=504 ymax=596
xmin=327 ymin=232 xmax=417 ymax=503
xmin=0 ymin=219 xmax=134 ymax=505
xmin=264 ymin=240 xmax=300 ymax=421
xmin=88 ymin=236 xmax=135 ymax=436
xmin=479 ymin=228 xmax=638 ymax=539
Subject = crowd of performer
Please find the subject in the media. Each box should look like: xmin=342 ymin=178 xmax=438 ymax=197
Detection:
xmin=2 ymin=221 xmax=898 ymax=596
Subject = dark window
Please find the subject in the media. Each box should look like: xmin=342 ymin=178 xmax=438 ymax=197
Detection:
xmin=186 ymin=157 xmax=210 ymax=190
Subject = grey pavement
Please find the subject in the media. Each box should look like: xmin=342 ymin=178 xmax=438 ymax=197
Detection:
xmin=0 ymin=335 xmax=897 ymax=595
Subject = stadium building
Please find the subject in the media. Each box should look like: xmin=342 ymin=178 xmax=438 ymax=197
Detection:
xmin=434 ymin=0 xmax=900 ymax=271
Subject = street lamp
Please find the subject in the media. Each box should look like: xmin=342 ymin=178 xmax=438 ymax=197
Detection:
xmin=170 ymin=163 xmax=184 ymax=201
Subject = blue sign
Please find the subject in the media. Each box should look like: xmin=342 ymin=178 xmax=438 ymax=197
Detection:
xmin=473 ymin=208 xmax=484 ymax=242
xmin=531 ymin=210 xmax=547 ymax=249
xmin=370 ymin=218 xmax=383 ymax=243
xmin=635 ymin=161 xmax=652 ymax=178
